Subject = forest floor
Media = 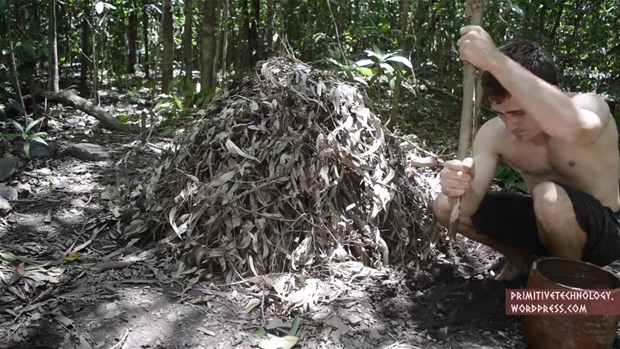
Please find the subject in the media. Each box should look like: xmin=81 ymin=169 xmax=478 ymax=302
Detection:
xmin=1 ymin=94 xmax=620 ymax=349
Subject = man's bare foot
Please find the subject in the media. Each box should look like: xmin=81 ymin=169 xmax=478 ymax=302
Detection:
xmin=493 ymin=258 xmax=532 ymax=281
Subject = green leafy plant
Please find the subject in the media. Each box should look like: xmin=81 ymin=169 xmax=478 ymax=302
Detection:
xmin=495 ymin=163 xmax=527 ymax=193
xmin=326 ymin=47 xmax=416 ymax=103
xmin=2 ymin=118 xmax=48 ymax=158
xmin=154 ymin=93 xmax=184 ymax=119
xmin=355 ymin=48 xmax=414 ymax=83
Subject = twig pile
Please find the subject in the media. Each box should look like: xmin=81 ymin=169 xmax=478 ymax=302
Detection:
xmin=142 ymin=56 xmax=439 ymax=281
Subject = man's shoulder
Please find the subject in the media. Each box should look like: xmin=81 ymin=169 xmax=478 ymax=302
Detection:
xmin=568 ymin=92 xmax=613 ymax=116
xmin=477 ymin=117 xmax=509 ymax=141
xmin=569 ymin=92 xmax=616 ymax=141
xmin=567 ymin=91 xmax=604 ymax=101
xmin=474 ymin=117 xmax=509 ymax=153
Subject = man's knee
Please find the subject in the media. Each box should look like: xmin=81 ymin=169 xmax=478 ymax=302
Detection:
xmin=432 ymin=193 xmax=476 ymax=229
xmin=432 ymin=193 xmax=451 ymax=227
xmin=532 ymin=181 xmax=586 ymax=251
xmin=532 ymin=182 xmax=573 ymax=229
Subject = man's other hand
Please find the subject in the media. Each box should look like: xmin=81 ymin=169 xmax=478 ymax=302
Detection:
xmin=457 ymin=25 xmax=501 ymax=72
xmin=440 ymin=157 xmax=475 ymax=197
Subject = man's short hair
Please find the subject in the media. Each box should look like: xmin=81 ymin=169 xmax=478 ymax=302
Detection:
xmin=481 ymin=39 xmax=559 ymax=104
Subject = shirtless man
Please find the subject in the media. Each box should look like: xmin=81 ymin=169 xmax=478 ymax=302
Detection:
xmin=433 ymin=25 xmax=620 ymax=280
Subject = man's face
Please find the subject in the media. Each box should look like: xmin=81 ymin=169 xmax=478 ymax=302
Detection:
xmin=491 ymin=96 xmax=543 ymax=141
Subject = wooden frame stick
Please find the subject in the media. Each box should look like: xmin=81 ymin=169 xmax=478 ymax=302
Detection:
xmin=448 ymin=0 xmax=486 ymax=239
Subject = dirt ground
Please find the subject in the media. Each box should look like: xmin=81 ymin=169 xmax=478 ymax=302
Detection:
xmin=2 ymin=107 xmax=620 ymax=349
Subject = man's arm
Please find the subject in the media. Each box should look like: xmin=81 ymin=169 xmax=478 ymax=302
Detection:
xmin=487 ymin=55 xmax=611 ymax=145
xmin=456 ymin=120 xmax=501 ymax=218
xmin=458 ymin=25 xmax=611 ymax=145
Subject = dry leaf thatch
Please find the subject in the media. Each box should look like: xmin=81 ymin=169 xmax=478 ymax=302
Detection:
xmin=141 ymin=56 xmax=439 ymax=281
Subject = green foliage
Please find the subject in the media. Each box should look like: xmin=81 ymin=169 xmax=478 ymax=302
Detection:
xmin=1 ymin=118 xmax=48 ymax=158
xmin=154 ymin=94 xmax=184 ymax=120
xmin=194 ymin=87 xmax=216 ymax=108
xmin=289 ymin=317 xmax=301 ymax=336
xmin=116 ymin=114 xmax=129 ymax=123
xmin=353 ymin=48 xmax=416 ymax=95
xmin=256 ymin=327 xmax=266 ymax=337
xmin=325 ymin=47 xmax=416 ymax=106
xmin=1 ymin=0 xmax=618 ymax=147
xmin=495 ymin=163 xmax=527 ymax=193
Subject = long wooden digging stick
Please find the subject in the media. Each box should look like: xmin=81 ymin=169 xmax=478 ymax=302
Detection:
xmin=448 ymin=0 xmax=486 ymax=239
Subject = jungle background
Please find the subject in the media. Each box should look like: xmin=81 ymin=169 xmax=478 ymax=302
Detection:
xmin=2 ymin=0 xmax=619 ymax=188
xmin=1 ymin=0 xmax=620 ymax=348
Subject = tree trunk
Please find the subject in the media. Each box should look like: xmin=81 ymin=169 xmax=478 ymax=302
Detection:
xmin=213 ymin=2 xmax=221 ymax=88
xmin=420 ymin=7 xmax=439 ymax=55
xmin=14 ymin=0 xmax=21 ymax=23
xmin=390 ymin=0 xmax=410 ymax=121
xmin=60 ymin=2 xmax=70 ymax=72
xmin=538 ymin=0 xmax=549 ymax=36
xmin=33 ymin=2 xmax=42 ymax=75
xmin=200 ymin=0 xmax=216 ymax=94
xmin=7 ymin=26 xmax=26 ymax=118
xmin=48 ymin=0 xmax=60 ymax=92
xmin=118 ymin=2 xmax=129 ymax=89
xmin=249 ymin=0 xmax=260 ymax=65
xmin=183 ymin=0 xmax=194 ymax=93
xmin=142 ymin=0 xmax=150 ymax=79
xmin=128 ymin=0 xmax=139 ymax=74
xmin=92 ymin=4 xmax=100 ymax=104
xmin=284 ymin=0 xmax=299 ymax=48
xmin=220 ymin=0 xmax=229 ymax=75
xmin=411 ymin=0 xmax=430 ymax=63
xmin=265 ymin=0 xmax=273 ymax=52
xmin=399 ymin=0 xmax=411 ymax=53
xmin=241 ymin=0 xmax=250 ymax=67
xmin=241 ymin=0 xmax=260 ymax=67
xmin=549 ymin=1 xmax=565 ymax=46
xmin=161 ymin=0 xmax=174 ymax=93
xmin=80 ymin=0 xmax=91 ymax=92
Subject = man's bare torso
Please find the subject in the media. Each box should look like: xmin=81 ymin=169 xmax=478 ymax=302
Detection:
xmin=490 ymin=115 xmax=620 ymax=211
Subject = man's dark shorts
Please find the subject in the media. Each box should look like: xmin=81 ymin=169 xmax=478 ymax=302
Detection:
xmin=470 ymin=183 xmax=620 ymax=266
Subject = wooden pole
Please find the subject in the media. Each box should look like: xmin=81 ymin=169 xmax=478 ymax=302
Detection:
xmin=448 ymin=0 xmax=486 ymax=239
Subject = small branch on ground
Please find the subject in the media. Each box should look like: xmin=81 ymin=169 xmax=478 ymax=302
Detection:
xmin=407 ymin=154 xmax=444 ymax=168
xmin=90 ymin=260 xmax=137 ymax=272
xmin=7 ymin=26 xmax=27 ymax=118
xmin=46 ymin=89 xmax=137 ymax=133
xmin=260 ymin=286 xmax=267 ymax=329
xmin=107 ymin=329 xmax=129 ymax=349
